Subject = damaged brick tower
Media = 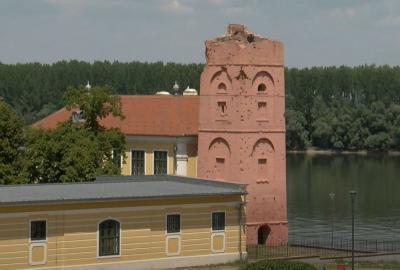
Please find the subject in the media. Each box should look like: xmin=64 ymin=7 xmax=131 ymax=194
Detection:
xmin=197 ymin=24 xmax=287 ymax=245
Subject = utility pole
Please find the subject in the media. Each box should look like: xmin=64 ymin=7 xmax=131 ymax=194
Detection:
xmin=350 ymin=190 xmax=357 ymax=270
xmin=329 ymin=192 xmax=335 ymax=247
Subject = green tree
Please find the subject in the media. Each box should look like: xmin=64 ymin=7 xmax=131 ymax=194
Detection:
xmin=285 ymin=109 xmax=309 ymax=150
xmin=24 ymin=86 xmax=126 ymax=183
xmin=25 ymin=123 xmax=125 ymax=183
xmin=0 ymin=98 xmax=26 ymax=184
xmin=64 ymin=85 xmax=124 ymax=132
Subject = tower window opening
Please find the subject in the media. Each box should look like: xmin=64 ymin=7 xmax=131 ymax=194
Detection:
xmin=216 ymin=157 xmax=225 ymax=164
xmin=258 ymin=158 xmax=267 ymax=165
xmin=258 ymin=83 xmax=266 ymax=92
xmin=217 ymin=102 xmax=227 ymax=116
xmin=218 ymin=82 xmax=227 ymax=92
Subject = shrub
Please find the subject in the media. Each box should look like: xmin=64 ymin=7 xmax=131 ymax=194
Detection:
xmin=241 ymin=260 xmax=317 ymax=270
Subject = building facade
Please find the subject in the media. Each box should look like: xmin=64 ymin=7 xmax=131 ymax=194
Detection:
xmin=33 ymin=24 xmax=287 ymax=246
xmin=0 ymin=176 xmax=245 ymax=270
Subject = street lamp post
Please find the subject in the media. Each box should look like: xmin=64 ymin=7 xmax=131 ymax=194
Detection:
xmin=329 ymin=192 xmax=335 ymax=247
xmin=350 ymin=190 xmax=357 ymax=270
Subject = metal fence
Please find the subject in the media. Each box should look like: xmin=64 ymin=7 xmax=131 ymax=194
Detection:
xmin=247 ymin=239 xmax=400 ymax=261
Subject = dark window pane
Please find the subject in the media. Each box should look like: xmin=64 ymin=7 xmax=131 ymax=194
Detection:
xmin=167 ymin=214 xmax=180 ymax=233
xmin=212 ymin=212 xmax=225 ymax=231
xmin=154 ymin=151 xmax=167 ymax=175
xmin=132 ymin=150 xmax=145 ymax=175
xmin=31 ymin=220 xmax=46 ymax=241
xmin=99 ymin=220 xmax=120 ymax=256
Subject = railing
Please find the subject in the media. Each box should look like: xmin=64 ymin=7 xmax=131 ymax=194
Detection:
xmin=247 ymin=239 xmax=400 ymax=261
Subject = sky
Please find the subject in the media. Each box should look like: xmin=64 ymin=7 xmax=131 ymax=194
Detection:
xmin=0 ymin=0 xmax=399 ymax=67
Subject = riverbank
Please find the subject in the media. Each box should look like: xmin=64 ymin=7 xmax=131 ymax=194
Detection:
xmin=288 ymin=148 xmax=400 ymax=156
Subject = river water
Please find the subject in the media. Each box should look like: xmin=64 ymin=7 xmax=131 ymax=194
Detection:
xmin=287 ymin=153 xmax=400 ymax=242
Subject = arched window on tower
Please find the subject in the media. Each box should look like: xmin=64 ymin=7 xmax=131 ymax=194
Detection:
xmin=251 ymin=138 xmax=275 ymax=183
xmin=257 ymin=225 xmax=271 ymax=245
xmin=208 ymin=138 xmax=231 ymax=179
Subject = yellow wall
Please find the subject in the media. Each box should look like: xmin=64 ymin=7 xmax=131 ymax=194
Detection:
xmin=0 ymin=196 xmax=245 ymax=270
xmin=121 ymin=139 xmax=198 ymax=177
xmin=187 ymin=143 xmax=198 ymax=177
xmin=122 ymin=141 xmax=175 ymax=176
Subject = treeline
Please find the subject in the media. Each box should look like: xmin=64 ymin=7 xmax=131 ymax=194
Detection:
xmin=0 ymin=61 xmax=203 ymax=123
xmin=0 ymin=61 xmax=399 ymax=150
xmin=285 ymin=66 xmax=400 ymax=150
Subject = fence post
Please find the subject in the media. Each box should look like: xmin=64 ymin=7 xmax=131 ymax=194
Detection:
xmin=256 ymin=245 xmax=259 ymax=260
xmin=286 ymin=242 xmax=289 ymax=257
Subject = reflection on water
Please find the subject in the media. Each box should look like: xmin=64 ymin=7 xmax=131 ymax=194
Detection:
xmin=287 ymin=153 xmax=400 ymax=241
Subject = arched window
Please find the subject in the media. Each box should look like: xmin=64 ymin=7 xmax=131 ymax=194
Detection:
xmin=98 ymin=219 xmax=120 ymax=257
xmin=257 ymin=225 xmax=271 ymax=245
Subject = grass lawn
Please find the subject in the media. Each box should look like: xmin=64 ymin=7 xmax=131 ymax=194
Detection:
xmin=171 ymin=260 xmax=400 ymax=270
xmin=322 ymin=261 xmax=400 ymax=270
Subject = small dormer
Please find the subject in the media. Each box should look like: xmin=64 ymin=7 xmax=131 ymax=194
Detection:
xmin=71 ymin=110 xmax=85 ymax=124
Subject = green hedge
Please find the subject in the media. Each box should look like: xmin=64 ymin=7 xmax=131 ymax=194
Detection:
xmin=241 ymin=260 xmax=317 ymax=270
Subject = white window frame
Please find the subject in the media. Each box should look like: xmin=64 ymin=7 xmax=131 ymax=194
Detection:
xmin=152 ymin=149 xmax=169 ymax=175
xmin=29 ymin=219 xmax=48 ymax=243
xmin=130 ymin=148 xmax=146 ymax=176
xmin=97 ymin=218 xmax=122 ymax=259
xmin=165 ymin=212 xmax=181 ymax=256
xmin=210 ymin=211 xmax=226 ymax=253
xmin=210 ymin=211 xmax=226 ymax=233
xmin=165 ymin=213 xmax=181 ymax=235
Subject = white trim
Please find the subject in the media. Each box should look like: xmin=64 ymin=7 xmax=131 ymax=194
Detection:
xmin=165 ymin=235 xmax=181 ymax=256
xmin=25 ymin=252 xmax=245 ymax=270
xmin=152 ymin=149 xmax=169 ymax=175
xmin=29 ymin=218 xmax=48 ymax=243
xmin=210 ymin=211 xmax=226 ymax=253
xmin=176 ymin=142 xmax=188 ymax=176
xmin=0 ymin=202 xmax=238 ymax=218
xmin=126 ymin=135 xmax=197 ymax=144
xmin=29 ymin=242 xmax=47 ymax=266
xmin=130 ymin=148 xmax=146 ymax=176
xmin=97 ymin=218 xmax=122 ymax=259
xmin=211 ymin=233 xmax=225 ymax=253
xmin=165 ymin=212 xmax=181 ymax=235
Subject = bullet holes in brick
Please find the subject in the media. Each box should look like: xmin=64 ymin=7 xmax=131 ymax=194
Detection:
xmin=258 ymin=102 xmax=267 ymax=120
xmin=247 ymin=34 xmax=255 ymax=43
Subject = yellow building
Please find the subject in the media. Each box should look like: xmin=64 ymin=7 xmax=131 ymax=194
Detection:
xmin=34 ymin=95 xmax=200 ymax=178
xmin=0 ymin=175 xmax=246 ymax=270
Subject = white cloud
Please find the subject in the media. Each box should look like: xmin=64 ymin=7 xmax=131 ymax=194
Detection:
xmin=160 ymin=0 xmax=193 ymax=14
xmin=328 ymin=7 xmax=357 ymax=20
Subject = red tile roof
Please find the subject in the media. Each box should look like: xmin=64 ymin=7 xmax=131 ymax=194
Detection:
xmin=33 ymin=95 xmax=199 ymax=136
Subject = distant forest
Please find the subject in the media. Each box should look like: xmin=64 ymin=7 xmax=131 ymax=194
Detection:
xmin=1 ymin=61 xmax=400 ymax=151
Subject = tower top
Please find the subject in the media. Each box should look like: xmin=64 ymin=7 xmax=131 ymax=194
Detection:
xmin=172 ymin=81 xmax=179 ymax=95
xmin=205 ymin=24 xmax=283 ymax=66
